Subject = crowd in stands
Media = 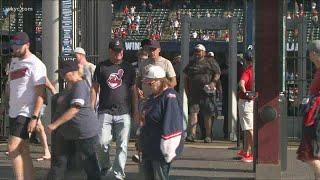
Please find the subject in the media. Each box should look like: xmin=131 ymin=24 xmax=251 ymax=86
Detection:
xmin=111 ymin=0 xmax=244 ymax=41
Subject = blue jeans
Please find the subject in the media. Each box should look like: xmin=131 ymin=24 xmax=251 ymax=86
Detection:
xmin=97 ymin=113 xmax=131 ymax=178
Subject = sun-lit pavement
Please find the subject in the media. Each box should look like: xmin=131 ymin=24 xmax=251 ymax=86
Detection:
xmin=0 ymin=140 xmax=314 ymax=180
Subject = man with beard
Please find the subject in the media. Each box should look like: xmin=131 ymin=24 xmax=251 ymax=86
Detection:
xmin=184 ymin=44 xmax=221 ymax=143
xmin=7 ymin=32 xmax=47 ymax=180
xmin=91 ymin=40 xmax=138 ymax=180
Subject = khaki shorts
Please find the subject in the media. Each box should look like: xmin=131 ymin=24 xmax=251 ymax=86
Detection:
xmin=238 ymin=99 xmax=254 ymax=130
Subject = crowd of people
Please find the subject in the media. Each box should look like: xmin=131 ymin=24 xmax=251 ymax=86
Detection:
xmin=4 ymin=30 xmax=258 ymax=179
xmin=111 ymin=0 xmax=244 ymax=41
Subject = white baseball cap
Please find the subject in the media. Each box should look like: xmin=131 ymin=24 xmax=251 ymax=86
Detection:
xmin=73 ymin=47 xmax=86 ymax=55
xmin=194 ymin=44 xmax=206 ymax=51
xmin=208 ymin=52 xmax=214 ymax=57
xmin=143 ymin=65 xmax=166 ymax=80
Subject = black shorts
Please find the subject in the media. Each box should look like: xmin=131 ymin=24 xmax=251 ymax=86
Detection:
xmin=9 ymin=116 xmax=31 ymax=139
xmin=189 ymin=95 xmax=218 ymax=117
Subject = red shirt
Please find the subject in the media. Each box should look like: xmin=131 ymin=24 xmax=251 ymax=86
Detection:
xmin=309 ymin=69 xmax=320 ymax=95
xmin=239 ymin=65 xmax=253 ymax=99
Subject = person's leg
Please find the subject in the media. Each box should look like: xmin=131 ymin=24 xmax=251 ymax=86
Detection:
xmin=96 ymin=113 xmax=113 ymax=172
xmin=8 ymin=116 xmax=34 ymax=180
xmin=152 ymin=160 xmax=171 ymax=180
xmin=141 ymin=159 xmax=154 ymax=180
xmin=112 ymin=114 xmax=131 ymax=179
xmin=204 ymin=115 xmax=212 ymax=142
xmin=47 ymin=134 xmax=70 ymax=180
xmin=247 ymin=129 xmax=254 ymax=154
xmin=188 ymin=113 xmax=198 ymax=138
xmin=8 ymin=136 xmax=34 ymax=180
xmin=77 ymin=136 xmax=101 ymax=180
xmin=35 ymin=120 xmax=51 ymax=160
xmin=307 ymin=160 xmax=320 ymax=179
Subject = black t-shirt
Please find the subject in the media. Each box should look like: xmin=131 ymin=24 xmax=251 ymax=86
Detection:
xmin=93 ymin=60 xmax=136 ymax=115
xmin=183 ymin=57 xmax=221 ymax=98
xmin=54 ymin=80 xmax=99 ymax=140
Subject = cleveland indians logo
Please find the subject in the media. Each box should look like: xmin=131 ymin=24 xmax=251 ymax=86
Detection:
xmin=107 ymin=69 xmax=124 ymax=89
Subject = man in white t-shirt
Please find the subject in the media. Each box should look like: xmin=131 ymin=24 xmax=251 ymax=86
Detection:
xmin=73 ymin=47 xmax=96 ymax=87
xmin=7 ymin=32 xmax=47 ymax=180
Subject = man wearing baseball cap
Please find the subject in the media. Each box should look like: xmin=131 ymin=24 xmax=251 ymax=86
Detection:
xmin=137 ymin=40 xmax=177 ymax=98
xmin=7 ymin=32 xmax=47 ymax=179
xmin=91 ymin=39 xmax=138 ymax=179
xmin=73 ymin=47 xmax=96 ymax=87
xmin=184 ymin=44 xmax=221 ymax=143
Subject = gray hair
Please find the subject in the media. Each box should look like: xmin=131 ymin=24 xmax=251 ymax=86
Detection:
xmin=308 ymin=40 xmax=320 ymax=54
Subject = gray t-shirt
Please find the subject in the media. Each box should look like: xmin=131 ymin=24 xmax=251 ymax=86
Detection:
xmin=54 ymin=80 xmax=99 ymax=140
xmin=83 ymin=62 xmax=96 ymax=87
xmin=138 ymin=56 xmax=176 ymax=97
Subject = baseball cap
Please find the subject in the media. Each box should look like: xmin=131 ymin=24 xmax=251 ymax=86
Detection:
xmin=208 ymin=52 xmax=214 ymax=57
xmin=194 ymin=44 xmax=206 ymax=51
xmin=11 ymin=32 xmax=29 ymax=45
xmin=145 ymin=40 xmax=161 ymax=49
xmin=73 ymin=47 xmax=86 ymax=55
xmin=243 ymin=51 xmax=253 ymax=61
xmin=143 ymin=65 xmax=166 ymax=80
xmin=109 ymin=39 xmax=124 ymax=52
xmin=140 ymin=38 xmax=151 ymax=48
xmin=56 ymin=60 xmax=79 ymax=76
xmin=308 ymin=40 xmax=320 ymax=54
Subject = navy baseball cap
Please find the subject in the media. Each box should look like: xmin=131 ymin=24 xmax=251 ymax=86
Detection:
xmin=109 ymin=39 xmax=124 ymax=52
xmin=11 ymin=32 xmax=30 ymax=45
xmin=140 ymin=38 xmax=151 ymax=48
xmin=56 ymin=60 xmax=79 ymax=76
xmin=145 ymin=40 xmax=161 ymax=49
xmin=244 ymin=51 xmax=253 ymax=61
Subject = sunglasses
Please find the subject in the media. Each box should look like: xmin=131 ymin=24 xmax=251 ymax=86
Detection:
xmin=10 ymin=40 xmax=26 ymax=46
xmin=143 ymin=80 xmax=158 ymax=85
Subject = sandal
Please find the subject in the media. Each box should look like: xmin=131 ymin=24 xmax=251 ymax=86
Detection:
xmin=36 ymin=155 xmax=51 ymax=161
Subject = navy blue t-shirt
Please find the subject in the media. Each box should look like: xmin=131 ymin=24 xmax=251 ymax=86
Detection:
xmin=141 ymin=88 xmax=184 ymax=161
xmin=93 ymin=60 xmax=136 ymax=115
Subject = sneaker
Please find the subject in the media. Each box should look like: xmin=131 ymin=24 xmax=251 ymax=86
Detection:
xmin=185 ymin=135 xmax=195 ymax=142
xmin=132 ymin=154 xmax=140 ymax=163
xmin=236 ymin=150 xmax=246 ymax=158
xmin=241 ymin=153 xmax=253 ymax=163
xmin=204 ymin=137 xmax=211 ymax=143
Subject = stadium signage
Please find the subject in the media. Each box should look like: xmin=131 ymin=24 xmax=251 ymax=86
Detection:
xmin=61 ymin=0 xmax=73 ymax=55
xmin=125 ymin=42 xmax=141 ymax=51
xmin=286 ymin=43 xmax=298 ymax=52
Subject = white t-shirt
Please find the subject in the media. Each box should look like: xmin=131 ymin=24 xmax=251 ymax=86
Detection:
xmin=9 ymin=54 xmax=47 ymax=118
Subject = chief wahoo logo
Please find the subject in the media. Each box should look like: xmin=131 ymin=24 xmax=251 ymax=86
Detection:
xmin=107 ymin=69 xmax=124 ymax=89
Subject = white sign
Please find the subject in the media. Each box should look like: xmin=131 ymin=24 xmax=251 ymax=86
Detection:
xmin=125 ymin=42 xmax=141 ymax=51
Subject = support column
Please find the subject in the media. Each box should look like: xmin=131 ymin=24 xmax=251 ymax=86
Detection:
xmin=255 ymin=0 xmax=284 ymax=179
xmin=98 ymin=0 xmax=112 ymax=62
xmin=42 ymin=0 xmax=59 ymax=131
xmin=180 ymin=16 xmax=190 ymax=136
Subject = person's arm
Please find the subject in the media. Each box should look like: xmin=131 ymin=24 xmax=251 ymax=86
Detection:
xmin=28 ymin=84 xmax=46 ymax=133
xmin=91 ymin=82 xmax=100 ymax=109
xmin=45 ymin=77 xmax=57 ymax=95
xmin=47 ymin=106 xmax=80 ymax=134
xmin=167 ymin=76 xmax=177 ymax=88
xmin=160 ymin=92 xmax=183 ymax=163
xmin=131 ymin=84 xmax=139 ymax=123
xmin=184 ymin=75 xmax=189 ymax=97
xmin=239 ymin=80 xmax=246 ymax=93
